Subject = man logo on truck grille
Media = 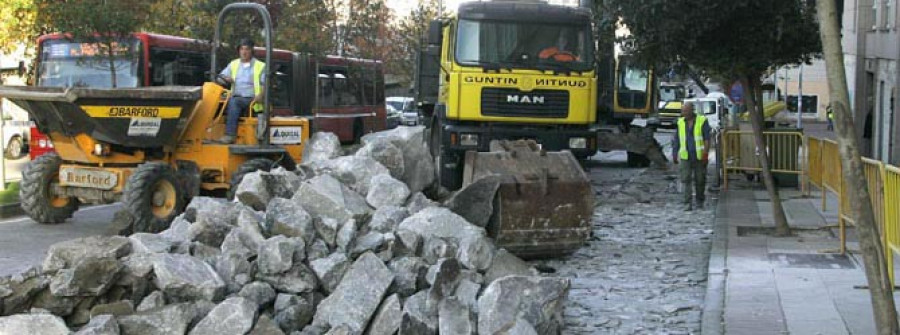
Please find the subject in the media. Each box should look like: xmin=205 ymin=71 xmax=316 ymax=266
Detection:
xmin=506 ymin=95 xmax=545 ymax=104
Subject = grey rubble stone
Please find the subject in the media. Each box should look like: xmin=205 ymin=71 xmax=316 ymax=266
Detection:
xmin=136 ymin=291 xmax=165 ymax=312
xmin=0 ymin=313 xmax=69 ymax=335
xmin=236 ymin=171 xmax=271 ymax=210
xmin=50 ymin=257 xmax=122 ymax=297
xmin=318 ymin=156 xmax=390 ymax=195
xmin=238 ymin=281 xmax=277 ymax=309
xmin=237 ymin=210 xmax=267 ymax=244
xmin=0 ymin=269 xmax=49 ymax=315
xmin=302 ymin=132 xmax=342 ymax=166
xmin=29 ymin=290 xmax=79 ymax=316
xmin=185 ymin=196 xmax=242 ymax=225
xmin=476 ymin=276 xmax=570 ymax=335
xmin=387 ymin=257 xmax=428 ymax=298
xmin=258 ymin=236 xmax=302 ymax=275
xmin=454 ymin=280 xmax=481 ymax=309
xmin=307 ymin=239 xmax=331 ymax=262
xmin=361 ymin=126 xmax=434 ymax=194
xmin=129 ymin=233 xmax=175 ymax=254
xmin=221 ymin=228 xmax=255 ymax=259
xmin=355 ymin=138 xmax=405 ymax=179
xmin=189 ymin=242 xmax=222 ymax=266
xmin=120 ymin=253 xmax=157 ymax=281
xmin=312 ymin=253 xmax=394 ymax=332
xmin=214 ymin=253 xmax=253 ymax=293
xmin=266 ymin=198 xmax=316 ymax=242
xmin=422 ymin=237 xmax=458 ymax=265
xmin=315 ymin=218 xmax=340 ymax=247
xmin=350 ymin=232 xmax=385 ymax=258
xmin=249 ymin=314 xmax=285 ymax=335
xmin=368 ymin=206 xmax=410 ymax=234
xmin=75 ymin=314 xmax=119 ymax=335
xmin=443 ymin=175 xmax=501 ymax=228
xmin=67 ymin=296 xmax=96 ymax=326
xmin=508 ymin=318 xmax=539 ymax=335
xmin=160 ymin=215 xmax=192 ymax=243
xmin=297 ymin=324 xmax=328 ymax=335
xmin=439 ymin=297 xmax=475 ymax=335
xmin=189 ymin=297 xmax=258 ymax=335
xmin=117 ymin=303 xmax=195 ymax=335
xmin=270 ymin=167 xmax=303 ymax=195
xmin=325 ymin=325 xmax=353 ymax=335
xmin=405 ymin=192 xmax=438 ymax=214
xmin=335 ymin=219 xmax=357 ymax=254
xmin=365 ymin=174 xmax=410 ymax=209
xmin=400 ymin=290 xmax=436 ymax=335
xmin=258 ymin=262 xmax=318 ymax=294
xmin=43 ymin=236 xmax=131 ymax=273
xmin=274 ymin=294 xmax=314 ymax=333
xmin=293 ymin=175 xmax=372 ymax=223
xmin=395 ymin=230 xmax=422 ymax=256
xmin=484 ymin=249 xmax=539 ymax=285
xmin=189 ymin=219 xmax=233 ymax=248
xmin=426 ymin=258 xmax=462 ymax=299
xmin=399 ymin=208 xmax=495 ymax=270
xmin=151 ymin=254 xmax=226 ymax=302
xmin=309 ymin=253 xmax=350 ymax=294
xmin=365 ymin=294 xmax=401 ymax=335
xmin=90 ymin=300 xmax=134 ymax=318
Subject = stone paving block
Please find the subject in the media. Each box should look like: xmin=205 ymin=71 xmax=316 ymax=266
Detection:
xmin=786 ymin=319 xmax=848 ymax=335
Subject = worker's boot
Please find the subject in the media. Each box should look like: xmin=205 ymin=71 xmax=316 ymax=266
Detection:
xmin=682 ymin=202 xmax=693 ymax=212
xmin=216 ymin=135 xmax=235 ymax=144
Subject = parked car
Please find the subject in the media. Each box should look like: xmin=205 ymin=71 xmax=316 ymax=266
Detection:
xmin=386 ymin=97 xmax=414 ymax=128
xmin=400 ymin=104 xmax=420 ymax=126
xmin=684 ymin=97 xmax=724 ymax=130
xmin=0 ymin=100 xmax=29 ymax=159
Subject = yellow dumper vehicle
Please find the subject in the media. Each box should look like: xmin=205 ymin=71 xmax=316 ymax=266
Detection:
xmin=0 ymin=4 xmax=308 ymax=232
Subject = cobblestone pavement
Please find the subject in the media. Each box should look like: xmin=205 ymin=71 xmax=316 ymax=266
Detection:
xmin=534 ymin=152 xmax=716 ymax=334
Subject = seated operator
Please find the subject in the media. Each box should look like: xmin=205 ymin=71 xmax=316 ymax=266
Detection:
xmin=538 ymin=34 xmax=579 ymax=62
xmin=216 ymin=38 xmax=265 ymax=144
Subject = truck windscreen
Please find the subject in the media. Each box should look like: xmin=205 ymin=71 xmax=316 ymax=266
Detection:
xmin=37 ymin=38 xmax=141 ymax=88
xmin=455 ymin=19 xmax=592 ymax=71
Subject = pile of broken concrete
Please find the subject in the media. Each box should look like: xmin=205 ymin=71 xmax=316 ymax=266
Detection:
xmin=0 ymin=127 xmax=570 ymax=335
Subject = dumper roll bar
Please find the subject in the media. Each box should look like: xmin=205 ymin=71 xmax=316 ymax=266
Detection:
xmin=210 ymin=3 xmax=273 ymax=145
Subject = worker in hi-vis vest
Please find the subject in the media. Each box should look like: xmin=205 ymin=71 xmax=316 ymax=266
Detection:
xmin=216 ymin=38 xmax=265 ymax=144
xmin=671 ymin=102 xmax=712 ymax=211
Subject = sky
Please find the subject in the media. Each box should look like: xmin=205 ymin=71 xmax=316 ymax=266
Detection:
xmin=386 ymin=0 xmax=580 ymax=17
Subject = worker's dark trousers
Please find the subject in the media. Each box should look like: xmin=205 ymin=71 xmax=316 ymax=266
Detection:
xmin=680 ymin=159 xmax=708 ymax=204
xmin=225 ymin=96 xmax=253 ymax=136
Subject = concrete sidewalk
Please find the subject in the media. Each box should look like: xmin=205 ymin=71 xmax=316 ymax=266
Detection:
xmin=703 ymin=179 xmax=900 ymax=334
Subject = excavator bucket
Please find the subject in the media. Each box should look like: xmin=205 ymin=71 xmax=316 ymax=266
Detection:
xmin=462 ymin=140 xmax=594 ymax=259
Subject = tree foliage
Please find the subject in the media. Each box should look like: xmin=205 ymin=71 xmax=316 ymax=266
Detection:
xmin=393 ymin=0 xmax=446 ymax=85
xmin=0 ymin=0 xmax=45 ymax=54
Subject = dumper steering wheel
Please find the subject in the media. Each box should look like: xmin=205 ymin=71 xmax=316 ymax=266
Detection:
xmin=215 ymin=74 xmax=231 ymax=88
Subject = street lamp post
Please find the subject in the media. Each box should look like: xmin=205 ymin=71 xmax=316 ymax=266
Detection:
xmin=798 ymin=64 xmax=803 ymax=129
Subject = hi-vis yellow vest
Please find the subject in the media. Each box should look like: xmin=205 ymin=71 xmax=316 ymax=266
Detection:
xmin=229 ymin=59 xmax=265 ymax=112
xmin=678 ymin=115 xmax=707 ymax=160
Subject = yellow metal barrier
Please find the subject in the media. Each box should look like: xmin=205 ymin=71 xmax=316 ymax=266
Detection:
xmin=808 ymin=137 xmax=823 ymax=190
xmin=721 ymin=130 xmax=806 ymax=193
xmin=884 ymin=165 xmax=900 ymax=283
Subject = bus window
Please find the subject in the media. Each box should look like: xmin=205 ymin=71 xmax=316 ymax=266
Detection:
xmin=38 ymin=38 xmax=142 ymax=88
xmin=271 ymin=61 xmax=292 ymax=109
xmin=333 ymin=72 xmax=360 ymax=106
xmin=149 ymin=49 xmax=209 ymax=86
xmin=318 ymin=73 xmax=334 ymax=108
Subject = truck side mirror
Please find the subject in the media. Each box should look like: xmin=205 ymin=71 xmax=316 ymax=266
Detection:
xmin=427 ymin=20 xmax=443 ymax=46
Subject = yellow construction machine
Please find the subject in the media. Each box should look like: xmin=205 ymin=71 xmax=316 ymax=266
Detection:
xmin=0 ymin=4 xmax=309 ymax=232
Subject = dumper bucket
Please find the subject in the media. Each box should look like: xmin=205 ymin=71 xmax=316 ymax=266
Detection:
xmin=462 ymin=140 xmax=594 ymax=258
xmin=0 ymin=86 xmax=201 ymax=151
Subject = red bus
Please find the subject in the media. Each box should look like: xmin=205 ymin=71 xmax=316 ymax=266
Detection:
xmin=30 ymin=32 xmax=385 ymax=158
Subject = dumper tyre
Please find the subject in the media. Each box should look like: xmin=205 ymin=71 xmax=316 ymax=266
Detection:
xmin=124 ymin=162 xmax=185 ymax=233
xmin=227 ymin=158 xmax=275 ymax=200
xmin=627 ymin=152 xmax=650 ymax=167
xmin=428 ymin=117 xmax=461 ymax=190
xmin=20 ymin=153 xmax=79 ymax=224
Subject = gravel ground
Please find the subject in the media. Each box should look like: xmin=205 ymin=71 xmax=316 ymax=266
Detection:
xmin=533 ymin=154 xmax=716 ymax=334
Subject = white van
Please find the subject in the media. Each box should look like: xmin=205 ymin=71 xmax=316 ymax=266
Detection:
xmin=684 ymin=97 xmax=726 ymax=130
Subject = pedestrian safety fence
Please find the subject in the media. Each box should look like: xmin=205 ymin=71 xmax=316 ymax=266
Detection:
xmin=719 ymin=130 xmax=806 ymax=194
xmin=724 ymin=132 xmax=900 ymax=284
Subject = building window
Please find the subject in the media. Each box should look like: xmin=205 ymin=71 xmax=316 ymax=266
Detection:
xmin=888 ymin=0 xmax=896 ymax=28
xmin=787 ymin=95 xmax=819 ymax=114
xmin=873 ymin=0 xmax=881 ymax=30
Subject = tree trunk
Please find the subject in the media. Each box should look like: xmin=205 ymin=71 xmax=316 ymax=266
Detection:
xmin=741 ymin=75 xmax=791 ymax=236
xmin=105 ymin=41 xmax=118 ymax=88
xmin=816 ymin=1 xmax=899 ymax=333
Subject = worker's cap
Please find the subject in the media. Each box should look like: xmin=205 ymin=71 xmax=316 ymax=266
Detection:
xmin=237 ymin=38 xmax=255 ymax=51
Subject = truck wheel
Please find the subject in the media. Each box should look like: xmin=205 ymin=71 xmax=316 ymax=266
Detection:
xmin=124 ymin=162 xmax=185 ymax=233
xmin=228 ymin=158 xmax=275 ymax=200
xmin=352 ymin=118 xmax=364 ymax=144
xmin=627 ymin=152 xmax=650 ymax=168
xmin=20 ymin=153 xmax=79 ymax=223
xmin=4 ymin=136 xmax=24 ymax=160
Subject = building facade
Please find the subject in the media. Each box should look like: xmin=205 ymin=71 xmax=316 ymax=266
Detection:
xmin=843 ymin=0 xmax=900 ymax=164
